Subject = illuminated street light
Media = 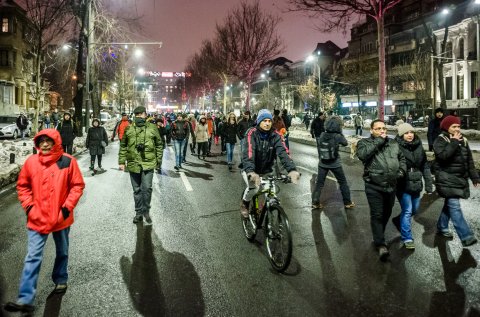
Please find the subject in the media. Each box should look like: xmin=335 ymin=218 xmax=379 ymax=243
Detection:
xmin=306 ymin=51 xmax=322 ymax=111
xmin=134 ymin=48 xmax=143 ymax=58
xmin=442 ymin=8 xmax=450 ymax=15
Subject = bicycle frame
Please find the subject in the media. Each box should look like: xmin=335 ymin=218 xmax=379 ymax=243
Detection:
xmin=251 ymin=176 xmax=281 ymax=228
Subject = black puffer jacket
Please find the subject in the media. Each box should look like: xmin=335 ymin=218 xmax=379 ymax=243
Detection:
xmin=171 ymin=120 xmax=190 ymax=140
xmin=316 ymin=118 xmax=347 ymax=169
xmin=433 ymin=131 xmax=479 ymax=198
xmin=241 ymin=127 xmax=296 ymax=175
xmin=56 ymin=117 xmax=77 ymax=145
xmin=395 ymin=135 xmax=433 ymax=194
xmin=237 ymin=118 xmax=255 ymax=139
xmin=223 ymin=123 xmax=238 ymax=144
xmin=357 ymin=136 xmax=407 ymax=192
xmin=86 ymin=121 xmax=108 ymax=156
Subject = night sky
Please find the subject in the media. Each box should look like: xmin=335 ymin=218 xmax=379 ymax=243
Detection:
xmin=113 ymin=0 xmax=349 ymax=72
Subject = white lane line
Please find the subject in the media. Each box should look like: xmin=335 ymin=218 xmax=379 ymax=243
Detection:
xmin=180 ymin=172 xmax=193 ymax=191
xmin=296 ymin=165 xmax=338 ymax=183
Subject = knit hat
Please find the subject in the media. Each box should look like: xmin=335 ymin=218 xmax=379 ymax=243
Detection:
xmin=133 ymin=106 xmax=146 ymax=114
xmin=397 ymin=123 xmax=414 ymax=136
xmin=256 ymin=109 xmax=273 ymax=125
xmin=440 ymin=115 xmax=461 ymax=131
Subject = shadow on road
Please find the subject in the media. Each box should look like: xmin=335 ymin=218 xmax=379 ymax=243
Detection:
xmin=120 ymin=223 xmax=205 ymax=317
xmin=42 ymin=292 xmax=65 ymax=317
xmin=428 ymin=236 xmax=477 ymax=317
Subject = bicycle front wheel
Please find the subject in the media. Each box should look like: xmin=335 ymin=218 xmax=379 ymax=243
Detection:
xmin=265 ymin=205 xmax=292 ymax=272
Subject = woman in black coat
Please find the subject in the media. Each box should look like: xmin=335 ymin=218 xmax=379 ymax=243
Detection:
xmin=393 ymin=123 xmax=433 ymax=250
xmin=86 ymin=118 xmax=108 ymax=170
xmin=224 ymin=112 xmax=238 ymax=170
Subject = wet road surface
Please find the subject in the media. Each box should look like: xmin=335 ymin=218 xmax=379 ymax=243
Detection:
xmin=1 ymin=140 xmax=480 ymax=316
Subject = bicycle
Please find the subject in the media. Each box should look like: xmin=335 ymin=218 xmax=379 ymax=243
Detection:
xmin=242 ymin=174 xmax=293 ymax=273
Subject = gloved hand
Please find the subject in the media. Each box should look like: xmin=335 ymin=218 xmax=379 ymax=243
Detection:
xmin=247 ymin=172 xmax=261 ymax=187
xmin=111 ymin=137 xmax=114 ymax=142
xmin=61 ymin=207 xmax=70 ymax=220
xmin=311 ymin=135 xmax=315 ymax=139
xmin=288 ymin=170 xmax=301 ymax=184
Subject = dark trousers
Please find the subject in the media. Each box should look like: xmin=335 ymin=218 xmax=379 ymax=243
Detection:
xmin=221 ymin=137 xmax=226 ymax=153
xmin=190 ymin=140 xmax=196 ymax=153
xmin=365 ymin=184 xmax=396 ymax=246
xmin=63 ymin=144 xmax=73 ymax=155
xmin=197 ymin=142 xmax=208 ymax=157
xmin=90 ymin=154 xmax=102 ymax=167
xmin=208 ymin=136 xmax=213 ymax=154
xmin=312 ymin=166 xmax=352 ymax=205
xmin=129 ymin=170 xmax=154 ymax=216
xmin=355 ymin=126 xmax=363 ymax=136
xmin=182 ymin=137 xmax=189 ymax=160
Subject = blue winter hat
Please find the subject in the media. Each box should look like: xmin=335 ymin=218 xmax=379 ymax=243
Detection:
xmin=256 ymin=109 xmax=273 ymax=125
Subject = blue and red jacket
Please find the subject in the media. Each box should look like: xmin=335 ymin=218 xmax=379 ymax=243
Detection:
xmin=241 ymin=127 xmax=296 ymax=175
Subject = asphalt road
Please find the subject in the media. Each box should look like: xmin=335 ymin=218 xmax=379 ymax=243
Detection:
xmin=1 ymin=140 xmax=480 ymax=316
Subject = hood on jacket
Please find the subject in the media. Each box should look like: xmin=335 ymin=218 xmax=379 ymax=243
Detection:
xmin=199 ymin=115 xmax=206 ymax=123
xmin=33 ymin=128 xmax=64 ymax=162
xmin=325 ymin=116 xmax=342 ymax=133
xmin=92 ymin=118 xmax=101 ymax=126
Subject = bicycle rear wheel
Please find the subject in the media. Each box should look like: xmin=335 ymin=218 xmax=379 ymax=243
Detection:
xmin=242 ymin=203 xmax=258 ymax=242
xmin=265 ymin=205 xmax=292 ymax=272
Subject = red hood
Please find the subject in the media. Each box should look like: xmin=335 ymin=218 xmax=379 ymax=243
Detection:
xmin=33 ymin=128 xmax=64 ymax=164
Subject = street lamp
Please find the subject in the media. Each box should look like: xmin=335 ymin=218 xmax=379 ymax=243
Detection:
xmin=133 ymin=67 xmax=145 ymax=107
xmin=306 ymin=50 xmax=322 ymax=111
xmin=260 ymin=71 xmax=270 ymax=104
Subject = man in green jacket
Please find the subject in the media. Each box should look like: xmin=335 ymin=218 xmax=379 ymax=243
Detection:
xmin=119 ymin=106 xmax=164 ymax=224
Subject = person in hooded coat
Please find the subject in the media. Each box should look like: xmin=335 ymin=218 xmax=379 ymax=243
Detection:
xmin=86 ymin=118 xmax=109 ymax=170
xmin=4 ymin=129 xmax=84 ymax=315
xmin=56 ymin=112 xmax=77 ymax=154
xmin=311 ymin=117 xmax=355 ymax=210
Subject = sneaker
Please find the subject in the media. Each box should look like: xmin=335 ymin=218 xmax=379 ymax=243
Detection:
xmin=228 ymin=164 xmax=232 ymax=171
xmin=437 ymin=230 xmax=454 ymax=239
xmin=240 ymin=202 xmax=249 ymax=218
xmin=144 ymin=214 xmax=152 ymax=225
xmin=403 ymin=241 xmax=415 ymax=250
xmin=133 ymin=215 xmax=143 ymax=224
xmin=311 ymin=203 xmax=324 ymax=209
xmin=462 ymin=237 xmax=478 ymax=247
xmin=53 ymin=283 xmax=68 ymax=294
xmin=4 ymin=302 xmax=35 ymax=313
xmin=344 ymin=202 xmax=356 ymax=209
xmin=378 ymin=245 xmax=390 ymax=262
xmin=174 ymin=165 xmax=179 ymax=171
xmin=392 ymin=215 xmax=401 ymax=232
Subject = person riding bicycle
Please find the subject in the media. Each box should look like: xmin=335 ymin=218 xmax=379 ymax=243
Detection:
xmin=240 ymin=109 xmax=300 ymax=218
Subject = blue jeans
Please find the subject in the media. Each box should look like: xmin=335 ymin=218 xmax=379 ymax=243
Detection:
xmin=397 ymin=192 xmax=420 ymax=242
xmin=226 ymin=143 xmax=235 ymax=164
xmin=18 ymin=228 xmax=70 ymax=305
xmin=437 ymin=198 xmax=474 ymax=241
xmin=129 ymin=170 xmax=154 ymax=216
xmin=173 ymin=139 xmax=186 ymax=166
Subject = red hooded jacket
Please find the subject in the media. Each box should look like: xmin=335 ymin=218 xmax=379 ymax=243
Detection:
xmin=17 ymin=129 xmax=85 ymax=234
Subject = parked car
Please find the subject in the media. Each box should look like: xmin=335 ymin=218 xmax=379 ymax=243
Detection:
xmin=411 ymin=117 xmax=424 ymax=127
xmin=100 ymin=112 xmax=111 ymax=125
xmin=0 ymin=115 xmax=32 ymax=139
xmin=383 ymin=115 xmax=400 ymax=126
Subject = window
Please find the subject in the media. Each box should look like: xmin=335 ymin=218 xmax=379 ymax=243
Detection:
xmin=446 ymin=42 xmax=453 ymax=59
xmin=0 ymin=50 xmax=9 ymax=66
xmin=458 ymin=38 xmax=464 ymax=59
xmin=457 ymin=75 xmax=464 ymax=99
xmin=471 ymin=72 xmax=478 ymax=98
xmin=1 ymin=18 xmax=9 ymax=33
xmin=445 ymin=77 xmax=452 ymax=100
xmin=1 ymin=84 xmax=14 ymax=104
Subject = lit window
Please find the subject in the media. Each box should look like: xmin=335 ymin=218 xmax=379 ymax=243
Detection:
xmin=2 ymin=18 xmax=9 ymax=33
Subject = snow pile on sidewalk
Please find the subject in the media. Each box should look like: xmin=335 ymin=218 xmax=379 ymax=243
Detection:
xmin=0 ymin=140 xmax=33 ymax=188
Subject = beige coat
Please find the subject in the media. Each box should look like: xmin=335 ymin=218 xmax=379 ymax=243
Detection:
xmin=195 ymin=121 xmax=209 ymax=143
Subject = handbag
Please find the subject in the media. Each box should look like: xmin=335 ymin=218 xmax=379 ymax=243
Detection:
xmin=101 ymin=141 xmax=107 ymax=148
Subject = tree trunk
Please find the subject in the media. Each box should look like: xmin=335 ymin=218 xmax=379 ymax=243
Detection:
xmin=437 ymin=25 xmax=450 ymax=108
xmin=376 ymin=15 xmax=386 ymax=120
xmin=73 ymin=6 xmax=87 ymax=137
xmin=33 ymin=43 xmax=42 ymax=134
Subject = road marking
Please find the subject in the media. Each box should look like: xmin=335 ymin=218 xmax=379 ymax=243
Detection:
xmin=180 ymin=172 xmax=193 ymax=191
xmin=296 ymin=165 xmax=338 ymax=183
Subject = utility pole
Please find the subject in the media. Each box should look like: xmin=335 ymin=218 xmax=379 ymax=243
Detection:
xmin=85 ymin=0 xmax=93 ymax=130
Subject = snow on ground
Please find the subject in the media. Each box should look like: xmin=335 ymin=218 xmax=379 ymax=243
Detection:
xmin=0 ymin=119 xmax=117 ymax=191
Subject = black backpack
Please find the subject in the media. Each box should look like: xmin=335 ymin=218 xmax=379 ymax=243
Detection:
xmin=318 ymin=135 xmax=338 ymax=161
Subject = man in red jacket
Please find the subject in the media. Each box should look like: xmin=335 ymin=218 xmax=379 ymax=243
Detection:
xmin=4 ymin=129 xmax=85 ymax=315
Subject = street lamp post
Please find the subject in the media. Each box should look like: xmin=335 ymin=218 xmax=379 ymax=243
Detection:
xmin=261 ymin=71 xmax=270 ymax=105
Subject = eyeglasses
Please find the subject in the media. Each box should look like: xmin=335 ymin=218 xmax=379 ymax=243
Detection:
xmin=373 ymin=127 xmax=387 ymax=131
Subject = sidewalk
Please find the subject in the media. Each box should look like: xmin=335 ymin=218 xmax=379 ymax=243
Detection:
xmin=288 ymin=125 xmax=480 ymax=170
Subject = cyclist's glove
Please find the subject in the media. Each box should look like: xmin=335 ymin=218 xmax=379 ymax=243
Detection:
xmin=288 ymin=170 xmax=301 ymax=184
xmin=247 ymin=172 xmax=261 ymax=187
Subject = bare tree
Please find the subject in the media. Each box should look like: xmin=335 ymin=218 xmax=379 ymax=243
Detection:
xmin=288 ymin=0 xmax=403 ymax=119
xmin=216 ymin=1 xmax=284 ymax=111
xmin=297 ymin=78 xmax=318 ymax=111
xmin=19 ymin=0 xmax=74 ymax=132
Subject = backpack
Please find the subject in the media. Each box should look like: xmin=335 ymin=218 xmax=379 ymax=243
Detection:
xmin=318 ymin=135 xmax=338 ymax=161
